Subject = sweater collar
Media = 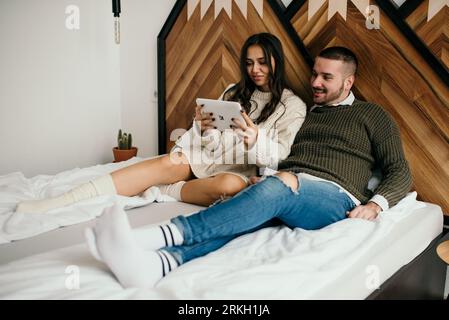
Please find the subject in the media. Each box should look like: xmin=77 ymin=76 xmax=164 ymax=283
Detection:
xmin=252 ymin=88 xmax=273 ymax=102
xmin=310 ymin=91 xmax=355 ymax=112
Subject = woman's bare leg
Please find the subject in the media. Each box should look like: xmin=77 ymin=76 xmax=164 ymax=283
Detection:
xmin=111 ymin=153 xmax=193 ymax=197
xmin=15 ymin=152 xmax=194 ymax=214
xmin=180 ymin=173 xmax=248 ymax=206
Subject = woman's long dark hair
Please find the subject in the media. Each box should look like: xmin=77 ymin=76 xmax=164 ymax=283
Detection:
xmin=223 ymin=33 xmax=290 ymax=125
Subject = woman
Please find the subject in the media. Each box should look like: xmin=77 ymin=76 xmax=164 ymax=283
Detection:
xmin=16 ymin=33 xmax=306 ymax=213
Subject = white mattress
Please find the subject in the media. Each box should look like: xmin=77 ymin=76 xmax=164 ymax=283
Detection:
xmin=310 ymin=201 xmax=443 ymax=299
xmin=0 ymin=193 xmax=443 ymax=300
xmin=0 ymin=202 xmax=204 ymax=265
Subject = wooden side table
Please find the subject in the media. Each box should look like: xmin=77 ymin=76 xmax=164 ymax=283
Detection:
xmin=436 ymin=231 xmax=449 ymax=300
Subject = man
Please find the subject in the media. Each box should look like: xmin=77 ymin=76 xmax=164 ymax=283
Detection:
xmin=85 ymin=47 xmax=412 ymax=288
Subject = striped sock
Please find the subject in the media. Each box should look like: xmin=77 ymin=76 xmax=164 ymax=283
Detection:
xmin=85 ymin=204 xmax=177 ymax=288
xmin=85 ymin=205 xmax=184 ymax=265
xmin=157 ymin=250 xmax=179 ymax=277
xmin=133 ymin=222 xmax=184 ymax=251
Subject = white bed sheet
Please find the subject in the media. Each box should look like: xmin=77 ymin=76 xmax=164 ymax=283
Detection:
xmin=0 ymin=192 xmax=442 ymax=300
xmin=0 ymin=202 xmax=204 ymax=265
xmin=0 ymin=157 xmax=173 ymax=244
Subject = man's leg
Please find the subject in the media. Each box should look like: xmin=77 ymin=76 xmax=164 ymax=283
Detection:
xmin=87 ymin=176 xmax=289 ymax=255
xmin=172 ymin=175 xmax=297 ymax=246
xmin=168 ymin=174 xmax=356 ymax=264
xmin=163 ymin=220 xmax=280 ymax=265
xmin=85 ymin=176 xmax=290 ymax=288
xmin=85 ymin=203 xmax=278 ymax=289
xmin=86 ymin=174 xmax=355 ymax=288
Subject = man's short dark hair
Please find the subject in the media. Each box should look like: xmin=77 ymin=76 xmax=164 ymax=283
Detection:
xmin=318 ymin=46 xmax=358 ymax=75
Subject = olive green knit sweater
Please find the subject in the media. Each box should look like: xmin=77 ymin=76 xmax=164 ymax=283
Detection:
xmin=278 ymin=100 xmax=412 ymax=207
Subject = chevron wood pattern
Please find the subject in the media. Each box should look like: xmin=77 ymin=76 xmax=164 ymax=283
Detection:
xmin=164 ymin=0 xmax=312 ymax=152
xmin=290 ymin=0 xmax=449 ymax=216
xmin=406 ymin=0 xmax=449 ymax=71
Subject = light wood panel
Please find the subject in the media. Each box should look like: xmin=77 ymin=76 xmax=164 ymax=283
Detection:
xmin=290 ymin=0 xmax=449 ymax=215
xmin=164 ymin=1 xmax=312 ymax=152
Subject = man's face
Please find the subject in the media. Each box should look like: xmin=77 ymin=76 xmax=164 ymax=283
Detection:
xmin=310 ymin=57 xmax=354 ymax=106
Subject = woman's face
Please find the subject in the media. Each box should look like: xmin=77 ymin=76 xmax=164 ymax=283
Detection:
xmin=246 ymin=44 xmax=275 ymax=92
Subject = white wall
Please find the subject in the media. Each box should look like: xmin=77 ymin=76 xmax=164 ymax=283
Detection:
xmin=0 ymin=0 xmax=120 ymax=177
xmin=0 ymin=0 xmax=176 ymax=177
xmin=1 ymin=0 xmax=407 ymax=178
xmin=120 ymin=0 xmax=176 ymax=159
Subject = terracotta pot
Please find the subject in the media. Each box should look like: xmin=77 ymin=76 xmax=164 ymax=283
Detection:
xmin=113 ymin=147 xmax=138 ymax=163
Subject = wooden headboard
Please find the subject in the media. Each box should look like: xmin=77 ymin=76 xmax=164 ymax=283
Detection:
xmin=158 ymin=0 xmax=449 ymax=217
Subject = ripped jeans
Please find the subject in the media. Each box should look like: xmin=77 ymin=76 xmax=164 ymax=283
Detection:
xmin=165 ymin=175 xmax=356 ymax=265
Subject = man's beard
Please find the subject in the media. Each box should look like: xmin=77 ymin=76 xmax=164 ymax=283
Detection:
xmin=313 ymin=84 xmax=345 ymax=106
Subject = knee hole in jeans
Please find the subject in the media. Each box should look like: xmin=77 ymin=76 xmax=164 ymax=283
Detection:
xmin=273 ymin=172 xmax=299 ymax=193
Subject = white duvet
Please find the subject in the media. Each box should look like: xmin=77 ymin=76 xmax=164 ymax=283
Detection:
xmin=0 ymin=157 xmax=174 ymax=244
xmin=0 ymin=192 xmax=442 ymax=300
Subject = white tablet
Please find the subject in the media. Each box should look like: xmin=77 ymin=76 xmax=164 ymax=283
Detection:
xmin=196 ymin=98 xmax=245 ymax=132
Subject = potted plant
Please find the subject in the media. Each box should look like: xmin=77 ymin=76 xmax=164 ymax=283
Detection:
xmin=113 ymin=129 xmax=138 ymax=162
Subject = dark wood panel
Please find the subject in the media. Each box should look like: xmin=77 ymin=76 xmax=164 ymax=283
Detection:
xmin=406 ymin=0 xmax=449 ymax=71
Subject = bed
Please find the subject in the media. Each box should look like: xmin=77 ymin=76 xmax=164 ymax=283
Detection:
xmin=1 ymin=0 xmax=448 ymax=300
xmin=0 ymin=158 xmax=446 ymax=299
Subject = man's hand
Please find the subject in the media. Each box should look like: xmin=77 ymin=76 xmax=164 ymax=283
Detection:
xmin=347 ymin=202 xmax=381 ymax=221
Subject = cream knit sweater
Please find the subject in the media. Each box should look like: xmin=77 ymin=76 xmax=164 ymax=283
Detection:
xmin=174 ymin=86 xmax=307 ymax=181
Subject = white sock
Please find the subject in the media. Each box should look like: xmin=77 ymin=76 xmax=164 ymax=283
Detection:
xmin=156 ymin=181 xmax=186 ymax=201
xmin=15 ymin=174 xmax=117 ymax=214
xmin=158 ymin=249 xmax=180 ymax=278
xmin=85 ymin=204 xmax=178 ymax=288
xmin=133 ymin=223 xmax=184 ymax=250
xmin=85 ymin=203 xmax=183 ymax=260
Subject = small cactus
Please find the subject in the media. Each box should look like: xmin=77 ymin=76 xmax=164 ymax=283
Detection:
xmin=117 ymin=129 xmax=133 ymax=150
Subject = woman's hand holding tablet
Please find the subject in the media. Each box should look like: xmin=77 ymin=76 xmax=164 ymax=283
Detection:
xmin=231 ymin=111 xmax=259 ymax=148
xmin=194 ymin=104 xmax=216 ymax=133
xmin=196 ymin=98 xmax=245 ymax=132
xmin=195 ymin=98 xmax=259 ymax=148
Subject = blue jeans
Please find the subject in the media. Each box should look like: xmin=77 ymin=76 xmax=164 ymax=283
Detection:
xmin=164 ymin=175 xmax=356 ymax=265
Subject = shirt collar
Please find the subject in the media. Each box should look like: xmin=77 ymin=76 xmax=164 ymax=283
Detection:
xmin=310 ymin=91 xmax=355 ymax=112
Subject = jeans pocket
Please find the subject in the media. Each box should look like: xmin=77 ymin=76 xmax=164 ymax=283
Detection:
xmin=346 ymin=196 xmax=357 ymax=211
xmin=336 ymin=188 xmax=356 ymax=211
